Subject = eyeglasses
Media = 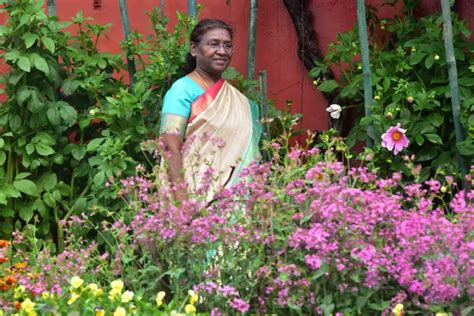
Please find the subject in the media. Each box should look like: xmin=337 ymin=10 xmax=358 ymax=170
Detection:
xmin=200 ymin=40 xmax=234 ymax=51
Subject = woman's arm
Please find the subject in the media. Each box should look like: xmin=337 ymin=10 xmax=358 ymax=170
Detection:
xmin=161 ymin=133 xmax=188 ymax=202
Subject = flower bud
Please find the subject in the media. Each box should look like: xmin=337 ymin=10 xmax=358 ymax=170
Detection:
xmin=374 ymin=95 xmax=381 ymax=101
xmin=434 ymin=54 xmax=440 ymax=60
xmin=385 ymin=112 xmax=393 ymax=119
xmin=406 ymin=96 xmax=414 ymax=103
xmin=312 ymin=80 xmax=318 ymax=87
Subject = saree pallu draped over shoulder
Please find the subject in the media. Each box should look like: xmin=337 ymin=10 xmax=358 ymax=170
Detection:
xmin=183 ymin=79 xmax=261 ymax=201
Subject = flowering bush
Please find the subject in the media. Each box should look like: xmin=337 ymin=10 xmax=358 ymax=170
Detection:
xmin=310 ymin=1 xmax=474 ymax=180
xmin=1 ymin=133 xmax=467 ymax=315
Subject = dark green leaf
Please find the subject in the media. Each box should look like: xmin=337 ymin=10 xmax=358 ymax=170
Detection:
xmin=58 ymin=102 xmax=77 ymax=126
xmin=62 ymin=79 xmax=80 ymax=96
xmin=43 ymin=192 xmax=56 ymax=208
xmin=425 ymin=133 xmax=443 ymax=144
xmin=46 ymin=107 xmax=61 ymax=126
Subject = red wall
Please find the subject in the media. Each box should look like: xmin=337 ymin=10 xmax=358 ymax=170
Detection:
xmin=4 ymin=0 xmax=474 ymax=134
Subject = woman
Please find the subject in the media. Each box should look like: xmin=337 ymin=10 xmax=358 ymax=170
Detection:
xmin=159 ymin=19 xmax=262 ymax=202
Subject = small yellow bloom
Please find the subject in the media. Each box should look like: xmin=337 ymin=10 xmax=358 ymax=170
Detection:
xmin=156 ymin=291 xmax=166 ymax=306
xmin=20 ymin=298 xmax=36 ymax=311
xmin=406 ymin=96 xmax=414 ymax=103
xmin=95 ymin=308 xmax=105 ymax=316
xmin=184 ymin=304 xmax=196 ymax=314
xmin=434 ymin=54 xmax=440 ymax=61
xmin=312 ymin=80 xmax=318 ymax=87
xmin=435 ymin=313 xmax=448 ymax=316
xmin=109 ymin=288 xmax=121 ymax=300
xmin=70 ymin=276 xmax=84 ymax=289
xmin=374 ymin=95 xmax=381 ymax=101
xmin=392 ymin=303 xmax=404 ymax=316
xmin=41 ymin=291 xmax=50 ymax=300
xmin=411 ymin=47 xmax=416 ymax=52
xmin=121 ymin=290 xmax=134 ymax=303
xmin=188 ymin=290 xmax=199 ymax=305
xmin=111 ymin=279 xmax=124 ymax=292
xmin=67 ymin=292 xmax=80 ymax=305
xmin=113 ymin=306 xmax=126 ymax=316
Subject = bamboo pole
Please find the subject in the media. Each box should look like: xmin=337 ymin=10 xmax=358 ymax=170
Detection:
xmin=356 ymin=0 xmax=373 ymax=148
xmin=440 ymin=0 xmax=468 ymax=175
xmin=247 ymin=0 xmax=258 ymax=80
xmin=160 ymin=0 xmax=165 ymax=15
xmin=259 ymin=70 xmax=271 ymax=161
xmin=188 ymin=0 xmax=197 ymax=17
xmin=118 ymin=0 xmax=136 ymax=87
xmin=47 ymin=0 xmax=55 ymax=16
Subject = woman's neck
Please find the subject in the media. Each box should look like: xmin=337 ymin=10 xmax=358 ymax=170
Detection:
xmin=194 ymin=68 xmax=221 ymax=84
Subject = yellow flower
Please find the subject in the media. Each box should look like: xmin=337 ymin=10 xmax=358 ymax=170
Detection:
xmin=392 ymin=303 xmax=404 ymax=316
xmin=184 ymin=304 xmax=196 ymax=314
xmin=121 ymin=290 xmax=134 ymax=303
xmin=188 ymin=290 xmax=198 ymax=305
xmin=70 ymin=276 xmax=84 ymax=289
xmin=435 ymin=313 xmax=448 ymax=316
xmin=374 ymin=95 xmax=381 ymax=100
xmin=41 ymin=291 xmax=50 ymax=300
xmin=434 ymin=54 xmax=440 ymax=61
xmin=67 ymin=292 xmax=80 ymax=305
xmin=95 ymin=308 xmax=105 ymax=316
xmin=20 ymin=298 xmax=37 ymax=316
xmin=156 ymin=291 xmax=166 ymax=306
xmin=111 ymin=280 xmax=124 ymax=292
xmin=113 ymin=306 xmax=126 ymax=316
xmin=88 ymin=283 xmax=103 ymax=296
xmin=109 ymin=288 xmax=121 ymax=300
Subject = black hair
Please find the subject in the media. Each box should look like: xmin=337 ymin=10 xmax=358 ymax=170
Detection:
xmin=181 ymin=19 xmax=234 ymax=74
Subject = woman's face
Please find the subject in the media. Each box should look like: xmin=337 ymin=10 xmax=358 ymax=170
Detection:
xmin=191 ymin=28 xmax=233 ymax=76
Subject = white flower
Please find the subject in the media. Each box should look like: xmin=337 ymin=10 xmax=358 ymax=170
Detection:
xmin=326 ymin=104 xmax=342 ymax=119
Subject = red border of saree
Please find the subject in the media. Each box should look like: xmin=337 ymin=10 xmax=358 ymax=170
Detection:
xmin=188 ymin=79 xmax=225 ymax=124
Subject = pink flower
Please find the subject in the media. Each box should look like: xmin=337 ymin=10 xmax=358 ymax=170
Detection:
xmin=381 ymin=123 xmax=409 ymax=154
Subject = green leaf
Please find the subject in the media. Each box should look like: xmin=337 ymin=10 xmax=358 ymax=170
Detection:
xmin=0 ymin=193 xmax=7 ymax=205
xmin=94 ymin=171 xmax=105 ymax=186
xmin=8 ymin=114 xmax=21 ymax=132
xmin=32 ymin=54 xmax=49 ymax=74
xmin=425 ymin=133 xmax=443 ymax=145
xmin=37 ymin=173 xmax=57 ymax=191
xmin=86 ymin=138 xmax=105 ymax=152
xmin=18 ymin=56 xmax=31 ymax=72
xmin=58 ymin=102 xmax=77 ymax=126
xmin=409 ymin=51 xmax=426 ymax=65
xmin=424 ymin=55 xmax=434 ymax=69
xmin=4 ymin=50 xmax=20 ymax=61
xmin=18 ymin=88 xmax=32 ymax=104
xmin=317 ymin=79 xmax=339 ymax=93
xmin=35 ymin=143 xmax=55 ymax=156
xmin=13 ymin=179 xmax=38 ymax=196
xmin=19 ymin=204 xmax=34 ymax=222
xmin=415 ymin=134 xmax=425 ymax=146
xmin=34 ymin=199 xmax=48 ymax=219
xmin=0 ymin=184 xmax=21 ymax=198
xmin=15 ymin=172 xmax=31 ymax=180
xmin=71 ymin=145 xmax=86 ymax=160
xmin=426 ymin=112 xmax=444 ymax=127
xmin=62 ymin=79 xmax=80 ymax=96
xmin=22 ymin=32 xmax=38 ymax=49
xmin=46 ymin=107 xmax=61 ymax=126
xmin=43 ymin=192 xmax=56 ymax=208
xmin=0 ymin=151 xmax=5 ymax=166
xmin=1 ymin=207 xmax=15 ymax=218
xmin=41 ymin=36 xmax=55 ymax=54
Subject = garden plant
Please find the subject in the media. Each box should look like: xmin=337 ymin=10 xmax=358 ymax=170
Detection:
xmin=0 ymin=0 xmax=473 ymax=315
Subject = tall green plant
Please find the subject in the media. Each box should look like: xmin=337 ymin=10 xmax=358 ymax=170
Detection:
xmin=310 ymin=1 xmax=474 ymax=181
xmin=0 ymin=0 xmax=195 ymax=250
